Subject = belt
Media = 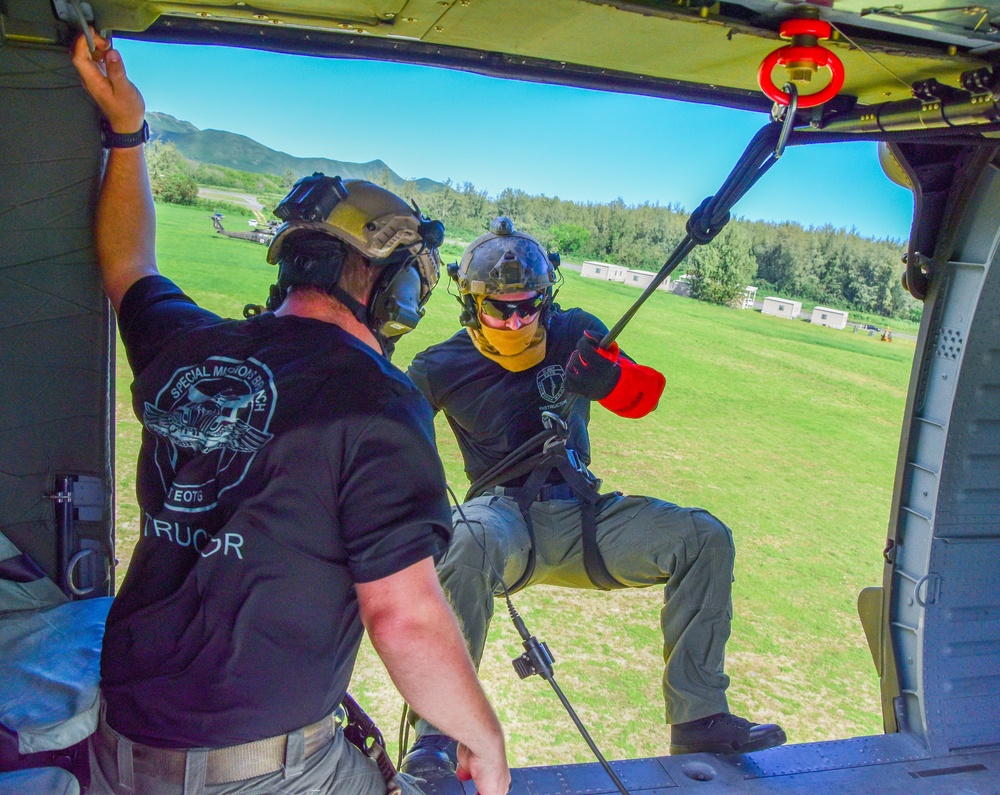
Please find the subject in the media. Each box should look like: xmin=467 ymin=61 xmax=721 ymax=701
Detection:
xmin=99 ymin=709 xmax=340 ymax=786
xmin=496 ymin=482 xmax=578 ymax=501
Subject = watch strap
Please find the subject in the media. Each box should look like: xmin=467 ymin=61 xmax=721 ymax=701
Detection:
xmin=100 ymin=119 xmax=150 ymax=149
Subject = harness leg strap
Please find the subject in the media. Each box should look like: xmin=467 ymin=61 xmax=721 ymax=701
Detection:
xmin=579 ymin=499 xmax=624 ymax=591
xmin=503 ymin=454 xmax=561 ymax=593
xmin=554 ymin=454 xmax=626 ymax=591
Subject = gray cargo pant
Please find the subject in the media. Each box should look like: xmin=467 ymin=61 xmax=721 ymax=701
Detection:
xmin=416 ymin=490 xmax=734 ymax=736
xmin=87 ymin=716 xmax=422 ymax=795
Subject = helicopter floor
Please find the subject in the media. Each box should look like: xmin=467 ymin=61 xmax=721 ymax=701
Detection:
xmin=415 ymin=733 xmax=1000 ymax=794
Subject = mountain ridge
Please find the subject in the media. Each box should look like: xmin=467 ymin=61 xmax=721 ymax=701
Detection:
xmin=145 ymin=112 xmax=446 ymax=193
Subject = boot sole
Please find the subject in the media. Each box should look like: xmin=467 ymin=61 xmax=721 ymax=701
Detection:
xmin=669 ymin=727 xmax=787 ymax=756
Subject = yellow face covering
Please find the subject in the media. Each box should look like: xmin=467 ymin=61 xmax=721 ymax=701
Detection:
xmin=467 ymin=316 xmax=547 ymax=372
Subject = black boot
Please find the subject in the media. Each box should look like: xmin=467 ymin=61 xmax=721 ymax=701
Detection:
xmin=399 ymin=734 xmax=459 ymax=778
xmin=670 ymin=713 xmax=786 ymax=755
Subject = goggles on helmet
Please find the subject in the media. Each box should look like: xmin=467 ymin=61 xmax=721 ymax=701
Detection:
xmin=479 ymin=293 xmax=546 ymax=321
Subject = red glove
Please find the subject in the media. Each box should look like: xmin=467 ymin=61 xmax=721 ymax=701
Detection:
xmin=598 ymin=355 xmax=665 ymax=419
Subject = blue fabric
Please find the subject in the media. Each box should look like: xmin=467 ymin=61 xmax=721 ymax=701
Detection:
xmin=0 ymin=767 xmax=80 ymax=795
xmin=0 ymin=598 xmax=111 ymax=753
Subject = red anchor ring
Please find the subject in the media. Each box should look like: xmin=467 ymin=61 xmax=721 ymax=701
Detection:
xmin=757 ymin=18 xmax=845 ymax=109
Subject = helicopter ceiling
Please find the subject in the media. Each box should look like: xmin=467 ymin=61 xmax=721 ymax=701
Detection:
xmin=42 ymin=0 xmax=999 ymax=119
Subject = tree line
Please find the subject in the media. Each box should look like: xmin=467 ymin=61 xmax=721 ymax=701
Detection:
xmin=149 ymin=141 xmax=920 ymax=321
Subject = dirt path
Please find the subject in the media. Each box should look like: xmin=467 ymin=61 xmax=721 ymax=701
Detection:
xmin=198 ymin=187 xmax=268 ymax=224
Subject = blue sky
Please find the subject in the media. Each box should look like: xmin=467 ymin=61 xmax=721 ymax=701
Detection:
xmin=117 ymin=39 xmax=913 ymax=241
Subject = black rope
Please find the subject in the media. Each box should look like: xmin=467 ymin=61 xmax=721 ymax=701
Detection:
xmin=599 ymin=121 xmax=783 ymax=349
xmin=448 ymin=487 xmax=632 ymax=795
xmin=465 ymin=429 xmax=559 ymax=501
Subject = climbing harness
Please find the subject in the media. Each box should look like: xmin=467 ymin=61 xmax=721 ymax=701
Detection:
xmin=464 ymin=408 xmax=623 ymax=592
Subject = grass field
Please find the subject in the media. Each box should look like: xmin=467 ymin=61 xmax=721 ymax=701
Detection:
xmin=114 ymin=202 xmax=916 ymax=766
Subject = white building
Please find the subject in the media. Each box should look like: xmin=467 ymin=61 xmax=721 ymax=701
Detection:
xmin=728 ymin=285 xmax=757 ymax=309
xmin=580 ymin=261 xmax=628 ymax=281
xmin=624 ymin=269 xmax=656 ymax=289
xmin=811 ymin=306 xmax=849 ymax=329
xmin=761 ymin=296 xmax=802 ymax=319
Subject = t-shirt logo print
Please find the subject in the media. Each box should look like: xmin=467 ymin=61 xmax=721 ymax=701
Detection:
xmin=143 ymin=356 xmax=277 ymax=513
xmin=536 ymin=364 xmax=565 ymax=403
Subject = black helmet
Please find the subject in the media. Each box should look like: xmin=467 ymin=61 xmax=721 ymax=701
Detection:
xmin=450 ymin=217 xmax=559 ymax=328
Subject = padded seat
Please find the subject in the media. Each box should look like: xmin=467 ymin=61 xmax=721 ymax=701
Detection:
xmin=0 ymin=766 xmax=80 ymax=794
xmin=0 ymin=597 xmax=111 ymax=756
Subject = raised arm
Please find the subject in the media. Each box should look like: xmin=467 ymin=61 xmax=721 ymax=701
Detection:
xmin=356 ymin=558 xmax=510 ymax=795
xmin=71 ymin=32 xmax=158 ymax=312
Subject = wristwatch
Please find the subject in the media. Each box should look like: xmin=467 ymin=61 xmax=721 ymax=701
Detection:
xmin=100 ymin=118 xmax=150 ymax=149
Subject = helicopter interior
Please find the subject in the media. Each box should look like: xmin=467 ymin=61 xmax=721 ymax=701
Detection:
xmin=2 ymin=0 xmax=1000 ymax=792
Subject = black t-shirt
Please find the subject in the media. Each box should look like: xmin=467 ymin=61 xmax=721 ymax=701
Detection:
xmin=103 ymin=276 xmax=451 ymax=748
xmin=407 ymin=307 xmax=607 ymax=484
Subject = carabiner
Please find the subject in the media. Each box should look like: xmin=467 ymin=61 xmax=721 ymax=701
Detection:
xmin=774 ymin=83 xmax=799 ymax=160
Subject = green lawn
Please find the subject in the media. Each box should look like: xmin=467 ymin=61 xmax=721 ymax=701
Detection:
xmin=115 ymin=202 xmax=915 ymax=766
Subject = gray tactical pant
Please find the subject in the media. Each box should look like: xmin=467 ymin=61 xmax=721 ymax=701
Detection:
xmin=416 ymin=490 xmax=734 ymax=736
xmin=87 ymin=719 xmax=422 ymax=795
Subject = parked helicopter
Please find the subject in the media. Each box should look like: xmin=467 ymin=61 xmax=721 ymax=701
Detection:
xmin=211 ymin=213 xmax=280 ymax=246
xmin=2 ymin=0 xmax=1000 ymax=792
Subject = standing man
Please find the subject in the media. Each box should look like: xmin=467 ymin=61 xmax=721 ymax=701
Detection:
xmin=72 ymin=34 xmax=509 ymax=795
xmin=403 ymin=218 xmax=786 ymax=774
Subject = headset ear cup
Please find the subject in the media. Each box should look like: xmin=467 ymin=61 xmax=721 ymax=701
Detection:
xmin=370 ymin=264 xmax=426 ymax=337
xmin=459 ymin=295 xmax=480 ymax=328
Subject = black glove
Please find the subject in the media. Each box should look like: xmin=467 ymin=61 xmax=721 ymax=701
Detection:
xmin=564 ymin=331 xmax=621 ymax=400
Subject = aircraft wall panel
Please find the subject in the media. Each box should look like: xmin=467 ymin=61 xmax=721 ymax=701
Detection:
xmin=923 ymin=536 xmax=1000 ymax=752
xmin=889 ymin=150 xmax=1000 ymax=753
xmin=900 ymin=465 xmax=938 ymax=534
xmin=934 ymin=258 xmax=1000 ymax=538
xmin=0 ymin=43 xmax=114 ymax=595
xmin=951 ymin=164 xmax=1000 ymax=266
xmin=907 ymin=417 xmax=947 ymax=479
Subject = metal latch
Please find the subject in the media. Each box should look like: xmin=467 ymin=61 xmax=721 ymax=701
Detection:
xmin=45 ymin=474 xmax=108 ymax=597
xmin=914 ymin=573 xmax=941 ymax=607
xmin=51 ymin=0 xmax=94 ymax=24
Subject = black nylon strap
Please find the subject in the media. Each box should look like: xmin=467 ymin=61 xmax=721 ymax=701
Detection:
xmin=502 ymin=456 xmax=557 ymax=593
xmin=505 ymin=504 xmax=537 ymax=595
xmin=579 ymin=500 xmax=623 ymax=591
xmin=551 ymin=454 xmax=624 ymax=590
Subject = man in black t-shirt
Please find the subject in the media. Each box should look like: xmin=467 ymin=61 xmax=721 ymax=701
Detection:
xmin=402 ymin=218 xmax=786 ymax=772
xmin=72 ymin=33 xmax=509 ymax=795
